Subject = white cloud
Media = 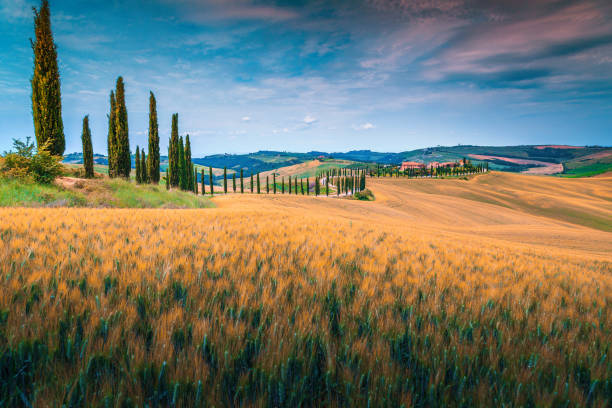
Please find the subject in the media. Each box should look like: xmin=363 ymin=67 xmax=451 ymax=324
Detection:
xmin=0 ymin=0 xmax=31 ymax=20
xmin=303 ymin=115 xmax=317 ymax=124
xmin=241 ymin=116 xmax=251 ymax=121
xmin=353 ymin=122 xmax=375 ymax=130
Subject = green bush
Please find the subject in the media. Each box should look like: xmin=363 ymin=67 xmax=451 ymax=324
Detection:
xmin=0 ymin=137 xmax=63 ymax=184
xmin=352 ymin=189 xmax=375 ymax=201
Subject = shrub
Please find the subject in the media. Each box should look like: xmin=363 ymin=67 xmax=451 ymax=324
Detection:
xmin=352 ymin=189 xmax=374 ymax=201
xmin=1 ymin=137 xmax=63 ymax=184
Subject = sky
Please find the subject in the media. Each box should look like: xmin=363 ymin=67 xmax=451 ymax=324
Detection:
xmin=1 ymin=0 xmax=611 ymax=156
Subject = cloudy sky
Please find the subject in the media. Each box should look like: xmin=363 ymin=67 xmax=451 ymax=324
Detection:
xmin=1 ymin=0 xmax=611 ymax=155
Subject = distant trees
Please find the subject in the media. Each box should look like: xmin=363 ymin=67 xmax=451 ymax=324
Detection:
xmin=135 ymin=146 xmax=141 ymax=183
xmin=147 ymin=92 xmax=160 ymax=183
xmin=81 ymin=116 xmax=93 ymax=178
xmin=31 ymin=0 xmax=64 ymax=156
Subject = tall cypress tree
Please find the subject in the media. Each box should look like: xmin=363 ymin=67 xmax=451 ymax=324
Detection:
xmin=194 ymin=168 xmax=198 ymax=194
xmin=81 ymin=115 xmax=94 ymax=178
xmin=240 ymin=169 xmax=244 ymax=193
xmin=250 ymin=174 xmax=254 ymax=193
xmin=141 ymin=149 xmax=147 ymax=183
xmin=31 ymin=0 xmax=64 ymax=156
xmin=147 ymin=92 xmax=160 ymax=183
xmin=273 ymin=173 xmax=276 ymax=194
xmin=232 ymin=173 xmax=236 ymax=193
xmin=169 ymin=114 xmax=180 ymax=188
xmin=178 ymin=136 xmax=186 ymax=190
xmin=114 ymin=77 xmax=130 ymax=178
xmin=257 ymin=173 xmax=260 ymax=194
xmin=288 ymin=176 xmax=292 ymax=194
xmin=135 ymin=146 xmax=141 ymax=183
xmin=184 ymin=134 xmax=193 ymax=190
xmin=223 ymin=167 xmax=227 ymax=194
xmin=266 ymin=176 xmax=269 ymax=194
xmin=201 ymin=168 xmax=205 ymax=195
xmin=107 ymin=91 xmax=117 ymax=177
xmin=306 ymin=177 xmax=309 ymax=195
xmin=294 ymin=177 xmax=298 ymax=195
xmin=209 ymin=166 xmax=213 ymax=195
xmin=282 ymin=177 xmax=285 ymax=194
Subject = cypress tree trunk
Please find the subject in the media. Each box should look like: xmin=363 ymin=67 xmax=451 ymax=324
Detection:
xmin=135 ymin=146 xmax=141 ymax=183
xmin=209 ymin=167 xmax=213 ymax=195
xmin=223 ymin=167 xmax=227 ymax=194
xmin=169 ymin=114 xmax=180 ymax=188
xmin=107 ymin=91 xmax=117 ymax=178
xmin=114 ymin=77 xmax=131 ymax=178
xmin=141 ymin=150 xmax=147 ymax=183
xmin=31 ymin=0 xmax=64 ymax=156
xmin=81 ymin=115 xmax=94 ymax=178
xmin=147 ymin=92 xmax=160 ymax=183
xmin=240 ymin=169 xmax=244 ymax=193
xmin=257 ymin=173 xmax=260 ymax=194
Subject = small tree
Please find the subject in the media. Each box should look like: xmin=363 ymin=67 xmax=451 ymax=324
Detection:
xmin=223 ymin=167 xmax=227 ymax=194
xmin=141 ymin=150 xmax=147 ymax=183
xmin=273 ymin=173 xmax=276 ymax=194
xmin=232 ymin=173 xmax=236 ymax=193
xmin=201 ymin=168 xmax=205 ymax=195
xmin=81 ymin=115 xmax=94 ymax=178
xmin=257 ymin=173 xmax=260 ymax=194
xmin=306 ymin=177 xmax=309 ymax=195
xmin=281 ymin=177 xmax=285 ymax=194
xmin=250 ymin=173 xmax=254 ymax=193
xmin=288 ymin=176 xmax=292 ymax=194
xmin=209 ymin=166 xmax=213 ymax=195
xmin=266 ymin=176 xmax=269 ymax=194
xmin=135 ymin=146 xmax=141 ymax=183
xmin=240 ymin=169 xmax=244 ymax=193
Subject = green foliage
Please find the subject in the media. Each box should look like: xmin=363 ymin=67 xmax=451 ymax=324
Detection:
xmin=147 ymin=92 xmax=160 ymax=183
xmin=168 ymin=114 xmax=180 ymax=188
xmin=107 ymin=91 xmax=117 ymax=177
xmin=81 ymin=116 xmax=94 ymax=178
xmin=141 ymin=148 xmax=148 ymax=183
xmin=1 ymin=137 xmax=63 ymax=184
xmin=0 ymin=177 xmax=85 ymax=206
xmin=113 ymin=77 xmax=131 ymax=178
xmin=31 ymin=0 xmax=64 ymax=156
xmin=135 ymin=146 xmax=141 ymax=183
xmin=184 ymin=134 xmax=193 ymax=191
xmin=352 ymin=189 xmax=375 ymax=201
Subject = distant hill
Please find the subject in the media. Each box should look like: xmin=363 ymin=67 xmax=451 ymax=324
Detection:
xmin=64 ymin=145 xmax=612 ymax=177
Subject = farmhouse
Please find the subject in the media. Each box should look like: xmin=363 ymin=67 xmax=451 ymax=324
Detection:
xmin=400 ymin=161 xmax=425 ymax=171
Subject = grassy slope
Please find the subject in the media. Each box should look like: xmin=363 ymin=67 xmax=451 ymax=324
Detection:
xmin=0 ymin=177 xmax=213 ymax=208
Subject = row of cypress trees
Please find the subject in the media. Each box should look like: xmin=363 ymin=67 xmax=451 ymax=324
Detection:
xmin=166 ymin=114 xmax=196 ymax=191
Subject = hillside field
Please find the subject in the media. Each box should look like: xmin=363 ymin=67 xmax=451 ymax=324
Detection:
xmin=0 ymin=172 xmax=611 ymax=406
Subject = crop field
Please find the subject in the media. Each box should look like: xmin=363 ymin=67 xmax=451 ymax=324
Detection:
xmin=0 ymin=172 xmax=611 ymax=406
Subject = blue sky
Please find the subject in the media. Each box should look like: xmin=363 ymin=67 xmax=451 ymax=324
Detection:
xmin=1 ymin=0 xmax=611 ymax=156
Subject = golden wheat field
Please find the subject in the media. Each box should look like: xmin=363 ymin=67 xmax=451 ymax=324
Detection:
xmin=0 ymin=172 xmax=611 ymax=406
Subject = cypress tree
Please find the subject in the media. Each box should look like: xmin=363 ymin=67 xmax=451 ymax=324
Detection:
xmin=81 ymin=115 xmax=94 ymax=178
xmin=257 ymin=173 xmax=260 ymax=194
xmin=135 ymin=146 xmax=141 ymax=183
xmin=326 ymin=175 xmax=329 ymax=196
xmin=141 ymin=149 xmax=148 ymax=183
xmin=288 ymin=176 xmax=292 ymax=194
xmin=240 ymin=169 xmax=244 ymax=193
xmin=114 ymin=77 xmax=130 ymax=178
xmin=147 ymin=92 xmax=160 ymax=183
xmin=223 ymin=167 xmax=227 ymax=194
xmin=168 ymin=114 xmax=180 ymax=188
xmin=209 ymin=167 xmax=213 ymax=195
xmin=273 ymin=173 xmax=276 ymax=194
xmin=107 ymin=91 xmax=117 ymax=178
xmin=266 ymin=176 xmax=269 ymax=194
xmin=282 ymin=177 xmax=285 ymax=194
xmin=250 ymin=174 xmax=254 ymax=193
xmin=31 ymin=0 xmax=64 ymax=156
xmin=306 ymin=177 xmax=309 ymax=195
xmin=201 ymin=168 xmax=205 ymax=195
xmin=185 ymin=134 xmax=193 ymax=190
xmin=194 ymin=168 xmax=198 ymax=194
xmin=178 ymin=136 xmax=185 ymax=189
xmin=294 ymin=177 xmax=298 ymax=195
xmin=301 ymin=179 xmax=304 ymax=195
xmin=232 ymin=173 xmax=236 ymax=193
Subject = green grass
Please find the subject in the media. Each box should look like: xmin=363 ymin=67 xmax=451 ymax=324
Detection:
xmin=560 ymin=162 xmax=612 ymax=178
xmin=0 ymin=177 xmax=214 ymax=209
xmin=0 ymin=178 xmax=86 ymax=207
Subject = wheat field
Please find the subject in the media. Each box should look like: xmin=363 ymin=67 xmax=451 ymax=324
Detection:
xmin=0 ymin=172 xmax=610 ymax=406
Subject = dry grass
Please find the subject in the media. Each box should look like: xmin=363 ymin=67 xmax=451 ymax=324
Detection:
xmin=0 ymin=172 xmax=610 ymax=406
